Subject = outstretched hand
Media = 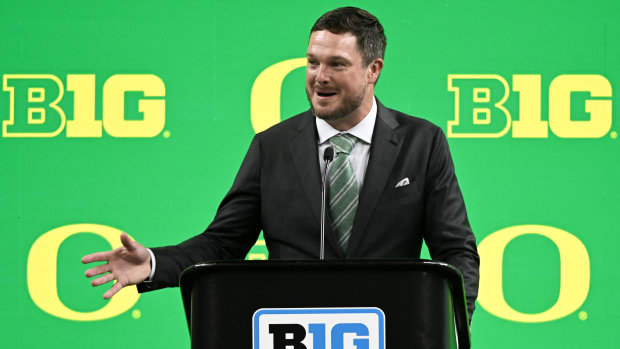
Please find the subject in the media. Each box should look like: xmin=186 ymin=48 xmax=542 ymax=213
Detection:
xmin=82 ymin=232 xmax=151 ymax=299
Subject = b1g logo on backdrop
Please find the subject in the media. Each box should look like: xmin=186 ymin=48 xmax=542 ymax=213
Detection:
xmin=447 ymin=74 xmax=613 ymax=138
xmin=1 ymin=74 xmax=165 ymax=138
xmin=253 ymin=308 xmax=385 ymax=349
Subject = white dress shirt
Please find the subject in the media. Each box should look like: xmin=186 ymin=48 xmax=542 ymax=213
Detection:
xmin=316 ymin=96 xmax=377 ymax=190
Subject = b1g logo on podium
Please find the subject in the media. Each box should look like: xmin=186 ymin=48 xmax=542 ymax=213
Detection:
xmin=253 ymin=308 xmax=385 ymax=349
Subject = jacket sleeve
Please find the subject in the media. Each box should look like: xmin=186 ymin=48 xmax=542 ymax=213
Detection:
xmin=138 ymin=135 xmax=263 ymax=292
xmin=422 ymin=127 xmax=480 ymax=321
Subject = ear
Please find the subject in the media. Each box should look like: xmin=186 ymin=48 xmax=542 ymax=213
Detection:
xmin=367 ymin=58 xmax=384 ymax=85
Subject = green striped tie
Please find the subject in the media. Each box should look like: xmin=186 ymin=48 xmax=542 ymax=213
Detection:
xmin=328 ymin=133 xmax=359 ymax=254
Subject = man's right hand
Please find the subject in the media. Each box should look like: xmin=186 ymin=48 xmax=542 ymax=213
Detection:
xmin=82 ymin=232 xmax=151 ymax=299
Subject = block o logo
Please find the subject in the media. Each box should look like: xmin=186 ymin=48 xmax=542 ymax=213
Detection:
xmin=27 ymin=224 xmax=140 ymax=321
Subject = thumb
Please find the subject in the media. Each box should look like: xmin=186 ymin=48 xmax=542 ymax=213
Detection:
xmin=120 ymin=232 xmax=136 ymax=251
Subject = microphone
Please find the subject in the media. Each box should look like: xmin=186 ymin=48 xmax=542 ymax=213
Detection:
xmin=320 ymin=147 xmax=334 ymax=260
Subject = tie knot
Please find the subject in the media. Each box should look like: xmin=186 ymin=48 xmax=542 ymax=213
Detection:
xmin=329 ymin=133 xmax=357 ymax=155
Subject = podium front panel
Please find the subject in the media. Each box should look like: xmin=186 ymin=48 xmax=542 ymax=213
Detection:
xmin=180 ymin=260 xmax=467 ymax=349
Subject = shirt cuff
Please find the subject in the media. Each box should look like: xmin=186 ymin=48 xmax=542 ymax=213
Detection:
xmin=145 ymin=248 xmax=156 ymax=282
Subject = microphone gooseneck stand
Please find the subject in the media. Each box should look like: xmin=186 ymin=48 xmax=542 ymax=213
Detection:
xmin=320 ymin=146 xmax=334 ymax=260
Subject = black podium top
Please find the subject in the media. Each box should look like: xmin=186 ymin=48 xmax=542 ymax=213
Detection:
xmin=180 ymin=259 xmax=470 ymax=349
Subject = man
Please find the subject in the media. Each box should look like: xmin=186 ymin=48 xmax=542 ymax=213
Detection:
xmin=83 ymin=7 xmax=480 ymax=319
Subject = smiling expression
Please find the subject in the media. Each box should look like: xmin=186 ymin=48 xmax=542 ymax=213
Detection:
xmin=305 ymin=30 xmax=377 ymax=124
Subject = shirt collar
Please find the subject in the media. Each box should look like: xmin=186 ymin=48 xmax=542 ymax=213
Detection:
xmin=315 ymin=96 xmax=377 ymax=145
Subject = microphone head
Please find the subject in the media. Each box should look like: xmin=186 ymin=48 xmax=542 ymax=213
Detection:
xmin=324 ymin=147 xmax=334 ymax=162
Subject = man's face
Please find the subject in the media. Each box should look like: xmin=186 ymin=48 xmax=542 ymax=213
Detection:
xmin=305 ymin=30 xmax=370 ymax=120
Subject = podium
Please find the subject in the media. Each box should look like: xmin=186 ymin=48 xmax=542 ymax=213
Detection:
xmin=180 ymin=259 xmax=470 ymax=348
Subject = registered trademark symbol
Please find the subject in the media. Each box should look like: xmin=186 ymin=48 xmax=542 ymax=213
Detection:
xmin=163 ymin=130 xmax=171 ymax=139
xmin=578 ymin=310 xmax=587 ymax=321
xmin=132 ymin=309 xmax=142 ymax=319
xmin=610 ymin=131 xmax=617 ymax=139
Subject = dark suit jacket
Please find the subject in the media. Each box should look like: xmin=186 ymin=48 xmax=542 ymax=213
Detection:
xmin=138 ymin=100 xmax=480 ymax=317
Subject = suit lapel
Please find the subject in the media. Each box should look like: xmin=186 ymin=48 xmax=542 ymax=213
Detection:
xmin=347 ymin=102 xmax=402 ymax=256
xmin=290 ymin=111 xmax=343 ymax=258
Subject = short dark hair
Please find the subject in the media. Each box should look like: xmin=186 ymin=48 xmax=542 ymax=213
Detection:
xmin=310 ymin=7 xmax=386 ymax=67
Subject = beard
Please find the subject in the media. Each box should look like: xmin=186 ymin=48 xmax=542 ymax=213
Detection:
xmin=306 ymin=81 xmax=367 ymax=121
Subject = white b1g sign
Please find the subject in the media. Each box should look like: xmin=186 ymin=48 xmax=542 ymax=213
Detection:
xmin=253 ymin=308 xmax=385 ymax=349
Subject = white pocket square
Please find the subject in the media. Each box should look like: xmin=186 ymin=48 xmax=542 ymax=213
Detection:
xmin=395 ymin=177 xmax=410 ymax=188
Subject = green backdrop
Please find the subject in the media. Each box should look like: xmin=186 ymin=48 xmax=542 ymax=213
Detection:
xmin=1 ymin=0 xmax=619 ymax=347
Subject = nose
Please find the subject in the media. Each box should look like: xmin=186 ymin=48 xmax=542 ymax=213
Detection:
xmin=316 ymin=65 xmax=330 ymax=85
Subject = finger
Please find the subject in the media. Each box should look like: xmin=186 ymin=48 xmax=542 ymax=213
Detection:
xmin=103 ymin=281 xmax=123 ymax=300
xmin=120 ymin=232 xmax=136 ymax=252
xmin=82 ymin=251 xmax=112 ymax=264
xmin=91 ymin=273 xmax=115 ymax=287
xmin=85 ymin=263 xmax=110 ymax=278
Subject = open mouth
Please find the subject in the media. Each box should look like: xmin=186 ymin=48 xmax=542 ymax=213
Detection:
xmin=317 ymin=91 xmax=337 ymax=97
